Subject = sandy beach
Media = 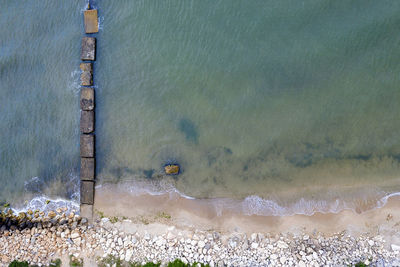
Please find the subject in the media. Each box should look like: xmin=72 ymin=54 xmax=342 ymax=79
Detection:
xmin=95 ymin=184 xmax=400 ymax=246
xmin=1 ymin=188 xmax=400 ymax=266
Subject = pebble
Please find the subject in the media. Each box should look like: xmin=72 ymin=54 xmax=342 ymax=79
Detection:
xmin=0 ymin=211 xmax=399 ymax=266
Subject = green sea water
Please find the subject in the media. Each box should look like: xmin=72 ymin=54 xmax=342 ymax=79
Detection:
xmin=1 ymin=0 xmax=400 ymax=214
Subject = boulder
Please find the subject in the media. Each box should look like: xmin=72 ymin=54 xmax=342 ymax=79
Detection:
xmin=80 ymin=181 xmax=95 ymax=205
xmin=80 ymin=157 xmax=95 ymax=181
xmin=80 ymin=110 xmax=94 ymax=133
xmin=80 ymin=87 xmax=94 ymax=111
xmin=164 ymin=164 xmax=179 ymax=175
xmin=80 ymin=63 xmax=93 ymax=86
xmin=84 ymin=9 xmax=99 ymax=33
xmin=81 ymin=37 xmax=96 ymax=61
xmin=80 ymin=134 xmax=94 ymax=158
xmin=80 ymin=62 xmax=92 ymax=72
xmin=80 ymin=71 xmax=92 ymax=86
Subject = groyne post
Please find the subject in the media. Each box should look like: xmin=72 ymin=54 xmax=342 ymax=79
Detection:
xmin=80 ymin=4 xmax=98 ymax=221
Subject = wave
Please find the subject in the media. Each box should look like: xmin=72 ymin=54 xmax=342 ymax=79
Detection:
xmin=11 ymin=196 xmax=79 ymax=216
xmin=13 ymin=178 xmax=400 ymax=218
xmin=98 ymin=180 xmax=400 ymax=217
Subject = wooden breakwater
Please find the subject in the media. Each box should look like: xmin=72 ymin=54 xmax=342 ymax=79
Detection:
xmin=80 ymin=4 xmax=98 ymax=220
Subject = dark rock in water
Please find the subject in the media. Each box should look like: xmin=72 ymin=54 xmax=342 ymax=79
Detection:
xmin=80 ymin=158 xmax=95 ymax=181
xmin=178 ymin=118 xmax=198 ymax=144
xmin=80 ymin=62 xmax=93 ymax=86
xmin=80 ymin=110 xmax=94 ymax=133
xmin=80 ymin=87 xmax=95 ymax=111
xmin=84 ymin=9 xmax=99 ymax=34
xmin=164 ymin=164 xmax=179 ymax=175
xmin=80 ymin=181 xmax=94 ymax=205
xmin=81 ymin=37 xmax=96 ymax=61
xmin=80 ymin=134 xmax=94 ymax=158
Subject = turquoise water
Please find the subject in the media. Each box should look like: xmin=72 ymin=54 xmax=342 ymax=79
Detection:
xmin=2 ymin=0 xmax=400 ymax=214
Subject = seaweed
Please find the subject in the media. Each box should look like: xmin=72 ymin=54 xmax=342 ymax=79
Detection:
xmin=178 ymin=118 xmax=199 ymax=144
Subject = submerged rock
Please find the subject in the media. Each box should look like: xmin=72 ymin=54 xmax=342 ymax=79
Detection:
xmin=164 ymin=164 xmax=179 ymax=175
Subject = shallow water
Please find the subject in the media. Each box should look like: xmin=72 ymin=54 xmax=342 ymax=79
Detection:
xmin=96 ymin=0 xmax=400 ymax=212
xmin=2 ymin=1 xmax=400 ymax=214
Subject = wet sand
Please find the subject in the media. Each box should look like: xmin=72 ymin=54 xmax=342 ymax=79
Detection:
xmin=94 ymin=184 xmax=400 ymax=249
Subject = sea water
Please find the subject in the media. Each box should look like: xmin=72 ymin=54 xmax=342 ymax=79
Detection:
xmin=2 ymin=0 xmax=400 ymax=215
xmin=0 ymin=1 xmax=84 ymax=206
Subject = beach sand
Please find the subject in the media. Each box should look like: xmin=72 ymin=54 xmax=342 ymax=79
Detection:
xmin=94 ymin=184 xmax=400 ymax=249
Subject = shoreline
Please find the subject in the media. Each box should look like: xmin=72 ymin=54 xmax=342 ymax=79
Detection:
xmin=94 ymin=185 xmax=400 ymax=246
xmin=1 ymin=197 xmax=400 ymax=266
xmin=2 ymin=187 xmax=400 ymax=266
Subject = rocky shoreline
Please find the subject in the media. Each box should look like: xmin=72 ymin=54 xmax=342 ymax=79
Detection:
xmin=1 ymin=209 xmax=400 ymax=266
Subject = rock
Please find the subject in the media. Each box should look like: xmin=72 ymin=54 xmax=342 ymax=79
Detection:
xmin=167 ymin=232 xmax=175 ymax=240
xmin=80 ymin=158 xmax=95 ymax=181
xmin=279 ymin=256 xmax=287 ymax=264
xmin=81 ymin=37 xmax=96 ymax=61
xmin=71 ymin=232 xmax=80 ymax=239
xmin=251 ymin=233 xmax=258 ymax=242
xmin=164 ymin=164 xmax=179 ymax=175
xmin=80 ymin=134 xmax=94 ymax=158
xmin=80 ymin=63 xmax=93 ymax=86
xmin=155 ymin=238 xmax=165 ymax=247
xmin=125 ymin=249 xmax=133 ymax=262
xmin=80 ymin=217 xmax=88 ymax=225
xmin=391 ymin=244 xmax=400 ymax=251
xmin=47 ymin=211 xmax=56 ymax=218
xmin=80 ymin=62 xmax=92 ymax=72
xmin=80 ymin=87 xmax=95 ymax=111
xmin=299 ymin=260 xmax=306 ymax=267
xmin=80 ymin=110 xmax=94 ymax=133
xmin=277 ymin=240 xmax=288 ymax=249
xmin=368 ymin=240 xmax=374 ymax=247
xmin=213 ymin=232 xmax=220 ymax=240
xmin=84 ymin=9 xmax=99 ymax=34
xmin=270 ymin=254 xmax=278 ymax=260
xmin=251 ymin=242 xmax=259 ymax=249
xmin=80 ymin=180 xmax=95 ymax=205
xmin=198 ymin=240 xmax=205 ymax=248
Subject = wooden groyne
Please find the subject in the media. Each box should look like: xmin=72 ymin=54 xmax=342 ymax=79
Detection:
xmin=80 ymin=4 xmax=98 ymax=220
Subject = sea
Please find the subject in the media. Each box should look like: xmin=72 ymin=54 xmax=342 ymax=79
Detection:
xmin=1 ymin=0 xmax=400 ymax=216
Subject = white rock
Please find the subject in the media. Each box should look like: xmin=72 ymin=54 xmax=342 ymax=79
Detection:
xmin=251 ymin=233 xmax=258 ymax=241
xmin=279 ymin=256 xmax=286 ymax=264
xmin=198 ymin=240 xmax=206 ymax=248
xmin=125 ymin=249 xmax=133 ymax=262
xmin=391 ymin=244 xmax=400 ymax=251
xmin=303 ymin=235 xmax=309 ymax=241
xmin=298 ymin=260 xmax=306 ymax=267
xmin=251 ymin=242 xmax=259 ymax=249
xmin=368 ymin=240 xmax=374 ymax=246
xmin=277 ymin=241 xmax=288 ymax=249
xmin=270 ymin=254 xmax=278 ymax=260
xmin=167 ymin=232 xmax=175 ymax=240
xmin=118 ymin=237 xmax=123 ymax=246
xmin=156 ymin=238 xmax=165 ymax=247
xmin=70 ymin=232 xmax=80 ymax=239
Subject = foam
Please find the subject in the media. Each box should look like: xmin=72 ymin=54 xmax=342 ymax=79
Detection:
xmin=99 ymin=180 xmax=399 ymax=217
xmin=11 ymin=196 xmax=79 ymax=216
